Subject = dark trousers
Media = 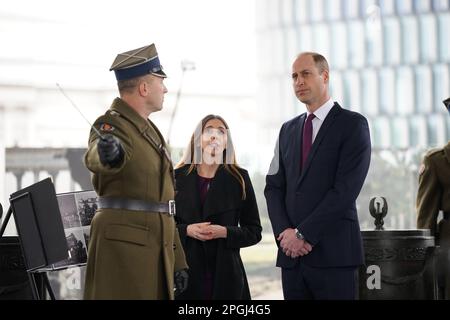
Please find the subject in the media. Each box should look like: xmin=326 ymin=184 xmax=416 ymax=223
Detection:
xmin=282 ymin=262 xmax=358 ymax=300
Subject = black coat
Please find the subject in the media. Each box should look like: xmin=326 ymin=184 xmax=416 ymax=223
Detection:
xmin=175 ymin=165 xmax=262 ymax=300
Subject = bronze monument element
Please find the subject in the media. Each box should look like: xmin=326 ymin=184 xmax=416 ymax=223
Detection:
xmin=369 ymin=197 xmax=388 ymax=230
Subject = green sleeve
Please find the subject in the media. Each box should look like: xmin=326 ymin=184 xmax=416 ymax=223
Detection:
xmin=417 ymin=156 xmax=441 ymax=234
xmin=84 ymin=114 xmax=133 ymax=175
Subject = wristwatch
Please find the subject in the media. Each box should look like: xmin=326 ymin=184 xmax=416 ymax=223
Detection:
xmin=295 ymin=228 xmax=304 ymax=240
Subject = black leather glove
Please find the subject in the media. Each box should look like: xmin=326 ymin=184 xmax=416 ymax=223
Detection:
xmin=174 ymin=269 xmax=189 ymax=296
xmin=97 ymin=134 xmax=124 ymax=168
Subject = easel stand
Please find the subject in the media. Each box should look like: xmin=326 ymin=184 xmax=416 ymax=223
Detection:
xmin=0 ymin=178 xmax=68 ymax=300
xmin=0 ymin=205 xmax=54 ymax=300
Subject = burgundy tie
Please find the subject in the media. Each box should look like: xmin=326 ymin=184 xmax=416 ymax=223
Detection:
xmin=302 ymin=113 xmax=315 ymax=169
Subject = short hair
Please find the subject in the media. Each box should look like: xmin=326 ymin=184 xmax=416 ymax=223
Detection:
xmin=298 ymin=52 xmax=329 ymax=74
xmin=117 ymin=78 xmax=140 ymax=95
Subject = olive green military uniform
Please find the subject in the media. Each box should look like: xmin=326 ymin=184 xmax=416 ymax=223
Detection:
xmin=417 ymin=141 xmax=450 ymax=299
xmin=83 ymin=97 xmax=187 ymax=300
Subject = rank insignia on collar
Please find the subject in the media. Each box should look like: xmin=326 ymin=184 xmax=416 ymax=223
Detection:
xmin=100 ymin=123 xmax=115 ymax=132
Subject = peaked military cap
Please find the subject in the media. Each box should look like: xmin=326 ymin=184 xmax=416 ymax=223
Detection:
xmin=110 ymin=43 xmax=167 ymax=81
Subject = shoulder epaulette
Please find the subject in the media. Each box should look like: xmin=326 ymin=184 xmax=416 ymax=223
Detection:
xmin=426 ymin=147 xmax=443 ymax=158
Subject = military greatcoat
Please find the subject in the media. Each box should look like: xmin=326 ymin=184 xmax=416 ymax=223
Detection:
xmin=83 ymin=97 xmax=187 ymax=300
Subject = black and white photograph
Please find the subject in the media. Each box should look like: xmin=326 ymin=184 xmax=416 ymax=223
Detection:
xmin=74 ymin=191 xmax=98 ymax=227
xmin=57 ymin=193 xmax=81 ymax=229
xmin=53 ymin=229 xmax=87 ymax=269
xmin=48 ymin=191 xmax=97 ymax=270
xmin=82 ymin=226 xmax=91 ymax=251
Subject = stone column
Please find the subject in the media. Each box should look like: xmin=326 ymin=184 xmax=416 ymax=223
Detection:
xmin=48 ymin=170 xmax=60 ymax=190
xmin=12 ymin=170 xmax=24 ymax=191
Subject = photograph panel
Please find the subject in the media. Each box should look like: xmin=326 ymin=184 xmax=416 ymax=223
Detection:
xmin=74 ymin=191 xmax=98 ymax=227
xmin=57 ymin=193 xmax=81 ymax=229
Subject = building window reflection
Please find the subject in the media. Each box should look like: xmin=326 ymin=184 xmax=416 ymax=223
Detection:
xmin=271 ymin=29 xmax=284 ymax=73
xmin=379 ymin=0 xmax=395 ymax=16
xmin=373 ymin=117 xmax=391 ymax=148
xmin=383 ymin=18 xmax=401 ymax=65
xmin=414 ymin=0 xmax=432 ymax=13
xmin=361 ymin=69 xmax=378 ymax=116
xmin=419 ymin=15 xmax=437 ymax=63
xmin=379 ymin=68 xmax=395 ymax=115
xmin=324 ymin=0 xmax=341 ymax=21
xmin=343 ymin=0 xmax=359 ymax=19
xmin=365 ymin=4 xmax=383 ymax=66
xmin=437 ymin=14 xmax=450 ymax=61
xmin=396 ymin=67 xmax=415 ymax=115
xmin=427 ymin=114 xmax=446 ymax=146
xmin=330 ymin=71 xmax=344 ymax=106
xmin=312 ymin=24 xmax=329 ymax=59
xmin=294 ymin=0 xmax=309 ymax=24
xmin=257 ymin=0 xmax=449 ymax=152
xmin=360 ymin=0 xmax=378 ymax=18
xmin=432 ymin=0 xmax=450 ymax=11
xmin=433 ymin=64 xmax=450 ymax=112
xmin=343 ymin=71 xmax=361 ymax=112
xmin=330 ymin=22 xmax=347 ymax=69
xmin=348 ymin=21 xmax=365 ymax=68
xmin=392 ymin=117 xmax=409 ymax=148
xmin=298 ymin=25 xmax=312 ymax=51
xmin=310 ymin=0 xmax=324 ymax=22
xmin=401 ymin=16 xmax=419 ymax=64
xmin=396 ymin=0 xmax=413 ymax=15
xmin=410 ymin=116 xmax=428 ymax=147
xmin=280 ymin=0 xmax=294 ymax=27
xmin=446 ymin=117 xmax=450 ymax=140
xmin=267 ymin=0 xmax=280 ymax=28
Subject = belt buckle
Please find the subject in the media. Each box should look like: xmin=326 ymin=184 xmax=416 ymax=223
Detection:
xmin=168 ymin=200 xmax=176 ymax=216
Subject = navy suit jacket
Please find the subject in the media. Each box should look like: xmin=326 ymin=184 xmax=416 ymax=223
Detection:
xmin=264 ymin=103 xmax=371 ymax=268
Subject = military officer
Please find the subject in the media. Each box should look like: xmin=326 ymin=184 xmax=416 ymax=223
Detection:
xmin=416 ymin=97 xmax=450 ymax=299
xmin=83 ymin=43 xmax=188 ymax=300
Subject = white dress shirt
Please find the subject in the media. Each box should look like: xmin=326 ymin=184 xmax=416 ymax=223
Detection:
xmin=305 ymin=98 xmax=335 ymax=143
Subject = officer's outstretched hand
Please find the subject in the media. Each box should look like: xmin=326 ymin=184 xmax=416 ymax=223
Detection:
xmin=97 ymin=134 xmax=124 ymax=168
xmin=174 ymin=268 xmax=189 ymax=297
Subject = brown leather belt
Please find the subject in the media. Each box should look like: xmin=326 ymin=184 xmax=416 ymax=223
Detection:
xmin=98 ymin=197 xmax=176 ymax=216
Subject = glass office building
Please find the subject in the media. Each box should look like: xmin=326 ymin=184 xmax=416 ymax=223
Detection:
xmin=256 ymin=0 xmax=450 ymax=149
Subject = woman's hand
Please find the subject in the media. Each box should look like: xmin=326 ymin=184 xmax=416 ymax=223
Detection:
xmin=187 ymin=222 xmax=212 ymax=241
xmin=186 ymin=222 xmax=227 ymax=241
xmin=203 ymin=224 xmax=227 ymax=239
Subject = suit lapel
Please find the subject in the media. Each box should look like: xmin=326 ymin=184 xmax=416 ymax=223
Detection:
xmin=297 ymin=103 xmax=342 ymax=186
xmin=293 ymin=114 xmax=306 ymax=182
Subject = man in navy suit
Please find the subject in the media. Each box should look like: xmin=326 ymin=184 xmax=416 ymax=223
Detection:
xmin=264 ymin=52 xmax=371 ymax=300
